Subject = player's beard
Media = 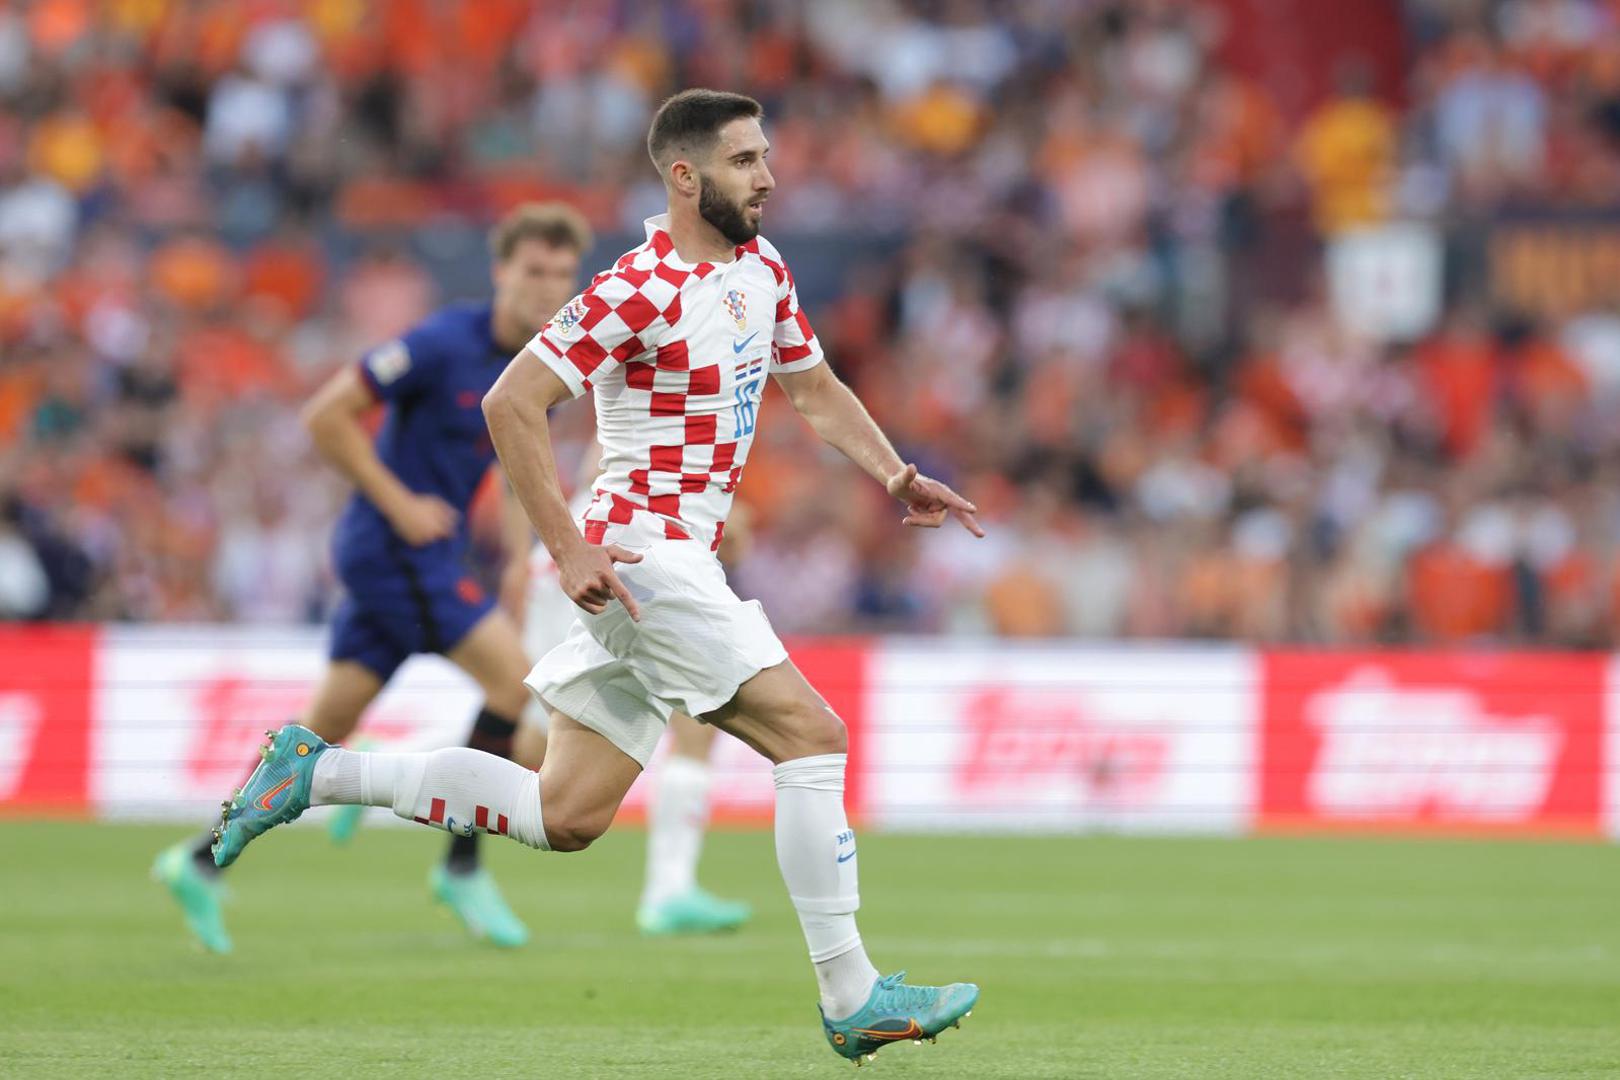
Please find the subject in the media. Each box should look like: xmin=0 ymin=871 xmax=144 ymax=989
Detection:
xmin=698 ymin=173 xmax=759 ymax=246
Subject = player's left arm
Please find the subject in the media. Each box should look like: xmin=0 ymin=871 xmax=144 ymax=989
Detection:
xmin=775 ymin=361 xmax=983 ymax=537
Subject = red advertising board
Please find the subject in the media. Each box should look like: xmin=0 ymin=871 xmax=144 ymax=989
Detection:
xmin=1261 ymin=652 xmax=1605 ymax=834
xmin=0 ymin=625 xmax=96 ymax=813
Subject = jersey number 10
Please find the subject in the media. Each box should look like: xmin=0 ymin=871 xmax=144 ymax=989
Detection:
xmin=732 ymin=379 xmax=762 ymax=438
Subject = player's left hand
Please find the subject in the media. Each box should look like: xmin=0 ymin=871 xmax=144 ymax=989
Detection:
xmin=885 ymin=463 xmax=984 ymax=537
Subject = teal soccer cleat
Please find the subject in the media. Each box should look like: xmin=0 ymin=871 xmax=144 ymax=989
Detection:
xmin=820 ymin=971 xmax=979 ymax=1067
xmin=326 ymin=803 xmax=365 ymax=845
xmin=636 ymin=887 xmax=752 ymax=936
xmin=151 ymin=842 xmax=232 ymax=954
xmin=430 ymin=865 xmax=530 ymax=948
xmin=212 ymin=724 xmax=332 ymax=868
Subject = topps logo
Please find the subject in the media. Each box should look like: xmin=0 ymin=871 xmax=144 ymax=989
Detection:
xmin=953 ymin=686 xmax=1170 ymax=804
xmin=188 ymin=677 xmax=309 ymax=788
xmin=1304 ymin=668 xmax=1563 ymax=821
xmin=188 ymin=676 xmax=415 ymax=790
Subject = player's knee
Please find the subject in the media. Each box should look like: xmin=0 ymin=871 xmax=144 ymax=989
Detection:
xmin=540 ymin=800 xmax=612 ymax=853
xmin=790 ymin=700 xmax=847 ymax=758
xmin=542 ymin=811 xmax=608 ymax=853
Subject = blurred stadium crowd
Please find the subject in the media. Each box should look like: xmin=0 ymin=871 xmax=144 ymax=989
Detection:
xmin=4 ymin=0 xmax=1620 ymax=644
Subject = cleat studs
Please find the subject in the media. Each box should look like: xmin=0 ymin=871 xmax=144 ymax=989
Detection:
xmin=264 ymin=729 xmax=276 ymax=739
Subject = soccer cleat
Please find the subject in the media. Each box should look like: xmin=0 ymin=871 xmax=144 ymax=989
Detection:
xmin=151 ymin=842 xmax=232 ymax=954
xmin=212 ymin=724 xmax=332 ymax=868
xmin=326 ymin=803 xmax=365 ymax=845
xmin=430 ymin=864 xmax=530 ymax=948
xmin=820 ymin=971 xmax=979 ymax=1065
xmin=635 ymin=887 xmax=753 ymax=936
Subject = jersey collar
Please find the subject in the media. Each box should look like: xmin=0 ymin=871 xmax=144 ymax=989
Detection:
xmin=644 ymin=213 xmax=751 ymax=272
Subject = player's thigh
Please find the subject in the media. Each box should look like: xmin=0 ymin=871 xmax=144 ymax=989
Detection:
xmin=446 ymin=608 xmax=532 ymax=716
xmin=539 ymin=710 xmax=643 ymax=851
xmin=701 ymin=659 xmax=846 ymax=765
xmin=666 ymin=710 xmax=718 ymax=760
xmin=303 ymin=660 xmax=387 ymax=743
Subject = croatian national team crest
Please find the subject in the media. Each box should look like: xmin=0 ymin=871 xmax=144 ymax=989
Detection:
xmin=723 ymin=289 xmax=747 ymax=332
xmin=549 ymin=295 xmax=588 ymax=339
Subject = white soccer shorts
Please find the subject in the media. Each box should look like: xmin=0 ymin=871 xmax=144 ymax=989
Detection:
xmin=523 ymin=533 xmax=786 ymax=767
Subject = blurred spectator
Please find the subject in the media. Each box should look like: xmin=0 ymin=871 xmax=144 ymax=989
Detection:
xmin=1296 ymin=60 xmax=1397 ymax=234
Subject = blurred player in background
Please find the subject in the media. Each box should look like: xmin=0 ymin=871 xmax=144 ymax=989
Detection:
xmin=208 ymin=89 xmax=982 ymax=1064
xmin=153 ymin=203 xmax=592 ymax=953
xmin=520 ymin=452 xmax=753 ymax=936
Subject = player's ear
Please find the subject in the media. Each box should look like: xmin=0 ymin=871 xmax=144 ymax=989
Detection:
xmin=669 ymin=159 xmax=700 ymax=199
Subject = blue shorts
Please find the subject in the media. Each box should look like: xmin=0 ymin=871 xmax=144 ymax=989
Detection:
xmin=328 ymin=549 xmax=494 ymax=682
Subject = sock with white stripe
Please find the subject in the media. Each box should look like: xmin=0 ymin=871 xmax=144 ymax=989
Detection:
xmin=311 ymin=747 xmax=549 ymax=851
xmin=773 ymin=753 xmax=880 ymax=1019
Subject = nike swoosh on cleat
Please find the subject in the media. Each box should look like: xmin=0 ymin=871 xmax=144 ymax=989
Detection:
xmin=852 ymin=1019 xmax=923 ymax=1042
xmin=732 ymin=332 xmax=759 ymax=354
xmin=254 ymin=776 xmax=295 ymax=812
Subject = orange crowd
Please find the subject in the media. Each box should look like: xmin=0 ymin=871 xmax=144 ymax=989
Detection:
xmin=4 ymin=0 xmax=1620 ymax=645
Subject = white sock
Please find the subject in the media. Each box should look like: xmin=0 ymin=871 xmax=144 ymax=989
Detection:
xmin=773 ymin=753 xmax=880 ymax=1018
xmin=641 ymin=753 xmax=712 ymax=909
xmin=311 ymin=747 xmax=549 ymax=850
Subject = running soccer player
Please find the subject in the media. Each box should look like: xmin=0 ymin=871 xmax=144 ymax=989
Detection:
xmin=154 ymin=203 xmax=594 ymax=953
xmin=210 ymin=90 xmax=983 ymax=1065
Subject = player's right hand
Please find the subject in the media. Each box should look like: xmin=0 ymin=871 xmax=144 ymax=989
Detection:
xmin=558 ymin=543 xmax=643 ymax=621
xmin=389 ymin=493 xmax=459 ymax=546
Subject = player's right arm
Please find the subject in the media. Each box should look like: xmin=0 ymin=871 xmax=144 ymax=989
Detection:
xmin=483 ymin=353 xmax=641 ymax=621
xmin=300 ymin=366 xmax=456 ymax=547
xmin=487 ymin=269 xmax=672 ymax=620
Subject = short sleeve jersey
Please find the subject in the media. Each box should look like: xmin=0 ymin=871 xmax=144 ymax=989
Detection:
xmin=525 ymin=215 xmax=823 ymax=552
xmin=333 ymin=301 xmax=505 ymax=561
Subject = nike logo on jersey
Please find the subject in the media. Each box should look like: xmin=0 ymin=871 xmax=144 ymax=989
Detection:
xmin=732 ymin=331 xmax=759 ymax=354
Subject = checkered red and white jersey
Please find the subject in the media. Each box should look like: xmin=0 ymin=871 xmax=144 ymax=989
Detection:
xmin=525 ymin=215 xmax=823 ymax=553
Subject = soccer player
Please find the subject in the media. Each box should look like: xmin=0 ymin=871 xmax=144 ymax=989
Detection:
xmin=210 ymin=90 xmax=983 ymax=1064
xmin=154 ymin=203 xmax=594 ymax=953
xmin=522 ymin=464 xmax=753 ymax=936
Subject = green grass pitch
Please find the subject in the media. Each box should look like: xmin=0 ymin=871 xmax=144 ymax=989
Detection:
xmin=1 ymin=821 xmax=1616 ymax=1078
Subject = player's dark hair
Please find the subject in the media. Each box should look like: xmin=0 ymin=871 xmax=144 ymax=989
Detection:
xmin=488 ymin=202 xmax=594 ymax=262
xmin=647 ymin=89 xmax=764 ymax=173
